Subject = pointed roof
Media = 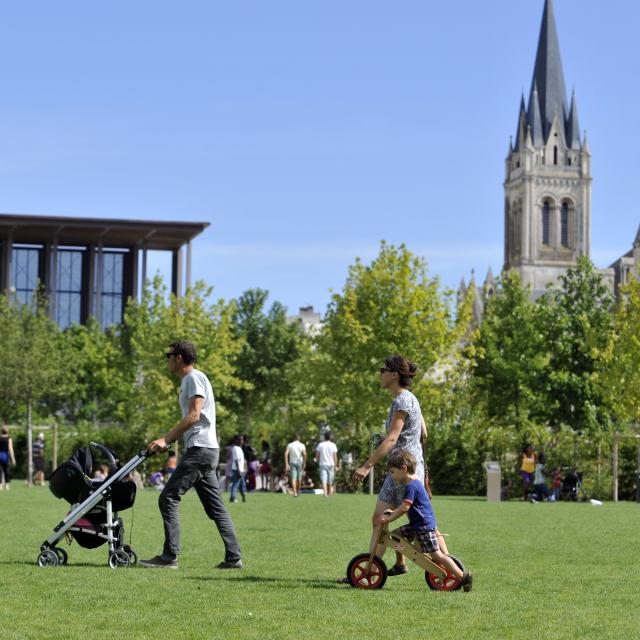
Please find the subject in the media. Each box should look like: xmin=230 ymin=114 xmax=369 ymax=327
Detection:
xmin=484 ymin=266 xmax=496 ymax=288
xmin=529 ymin=0 xmax=569 ymax=140
xmin=566 ymin=89 xmax=581 ymax=149
xmin=514 ymin=94 xmax=527 ymax=150
xmin=634 ymin=224 xmax=640 ymax=248
xmin=528 ymin=82 xmax=545 ymax=147
xmin=582 ymin=129 xmax=590 ymax=155
xmin=458 ymin=276 xmax=467 ymax=295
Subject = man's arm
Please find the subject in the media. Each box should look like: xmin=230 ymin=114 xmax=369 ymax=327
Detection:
xmin=284 ymin=446 xmax=290 ymax=470
xmin=147 ymin=396 xmax=204 ymax=454
xmin=302 ymin=446 xmax=307 ymax=468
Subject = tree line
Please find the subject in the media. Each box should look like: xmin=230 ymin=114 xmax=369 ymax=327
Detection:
xmin=2 ymin=243 xmax=639 ymax=498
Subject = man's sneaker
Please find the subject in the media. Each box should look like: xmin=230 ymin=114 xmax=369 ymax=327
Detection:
xmin=139 ymin=555 xmax=178 ymax=569
xmin=460 ymin=571 xmax=473 ymax=592
xmin=216 ymin=559 xmax=243 ymax=569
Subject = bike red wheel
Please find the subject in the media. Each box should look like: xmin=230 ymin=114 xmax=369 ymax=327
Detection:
xmin=347 ymin=553 xmax=387 ymax=589
xmin=425 ymin=555 xmax=464 ymax=591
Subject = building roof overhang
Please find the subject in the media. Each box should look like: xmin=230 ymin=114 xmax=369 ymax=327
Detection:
xmin=0 ymin=213 xmax=209 ymax=251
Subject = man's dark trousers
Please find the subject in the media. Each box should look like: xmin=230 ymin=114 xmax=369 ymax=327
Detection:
xmin=159 ymin=446 xmax=241 ymax=561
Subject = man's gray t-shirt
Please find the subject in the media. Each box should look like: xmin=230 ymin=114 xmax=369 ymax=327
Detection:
xmin=179 ymin=369 xmax=218 ymax=449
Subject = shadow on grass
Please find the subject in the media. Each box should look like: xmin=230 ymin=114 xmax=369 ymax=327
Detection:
xmin=185 ymin=574 xmax=342 ymax=590
xmin=0 ymin=560 xmax=113 ymax=568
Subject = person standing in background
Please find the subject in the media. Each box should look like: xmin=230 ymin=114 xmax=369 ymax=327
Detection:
xmin=284 ymin=433 xmax=307 ymax=498
xmin=229 ymin=435 xmax=247 ymax=503
xmin=315 ymin=433 xmax=338 ymax=497
xmin=0 ymin=426 xmax=16 ymax=490
xmin=32 ymin=433 xmax=46 ymax=486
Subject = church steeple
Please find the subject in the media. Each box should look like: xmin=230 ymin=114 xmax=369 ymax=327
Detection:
xmin=529 ymin=0 xmax=569 ymax=141
xmin=504 ymin=0 xmax=591 ymax=297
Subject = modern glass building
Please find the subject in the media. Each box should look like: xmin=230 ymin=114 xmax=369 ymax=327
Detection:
xmin=0 ymin=213 xmax=208 ymax=329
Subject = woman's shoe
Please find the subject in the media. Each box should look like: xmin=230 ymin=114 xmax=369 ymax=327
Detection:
xmin=387 ymin=564 xmax=409 ymax=576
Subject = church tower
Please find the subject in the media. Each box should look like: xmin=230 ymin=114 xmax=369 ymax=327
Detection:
xmin=503 ymin=0 xmax=591 ymax=297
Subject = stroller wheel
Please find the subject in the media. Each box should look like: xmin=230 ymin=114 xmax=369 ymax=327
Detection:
xmin=108 ymin=549 xmax=131 ymax=569
xmin=122 ymin=545 xmax=137 ymax=565
xmin=37 ymin=549 xmax=59 ymax=568
xmin=53 ymin=547 xmax=68 ymax=565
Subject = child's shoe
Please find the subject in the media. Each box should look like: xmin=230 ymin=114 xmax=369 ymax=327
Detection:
xmin=460 ymin=571 xmax=473 ymax=592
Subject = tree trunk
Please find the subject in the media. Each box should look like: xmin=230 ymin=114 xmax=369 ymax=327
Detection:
xmin=26 ymin=399 xmax=33 ymax=487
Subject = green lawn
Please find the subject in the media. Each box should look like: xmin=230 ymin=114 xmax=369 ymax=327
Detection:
xmin=1 ymin=485 xmax=639 ymax=640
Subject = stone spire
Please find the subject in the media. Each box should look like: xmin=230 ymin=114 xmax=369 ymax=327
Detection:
xmin=529 ymin=0 xmax=569 ymax=141
xmin=484 ymin=266 xmax=496 ymax=296
xmin=528 ymin=81 xmax=545 ymax=147
xmin=566 ymin=89 xmax=581 ymax=149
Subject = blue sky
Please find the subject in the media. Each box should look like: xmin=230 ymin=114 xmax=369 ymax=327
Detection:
xmin=0 ymin=1 xmax=637 ymax=313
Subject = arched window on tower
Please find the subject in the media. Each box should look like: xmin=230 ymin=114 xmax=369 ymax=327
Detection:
xmin=554 ymin=146 xmax=558 ymax=165
xmin=542 ymin=201 xmax=551 ymax=246
xmin=561 ymin=203 xmax=570 ymax=248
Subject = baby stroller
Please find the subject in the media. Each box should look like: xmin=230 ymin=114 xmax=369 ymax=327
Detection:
xmin=560 ymin=466 xmax=585 ymax=501
xmin=37 ymin=442 xmax=147 ymax=568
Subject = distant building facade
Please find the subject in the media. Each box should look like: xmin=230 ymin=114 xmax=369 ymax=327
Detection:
xmin=0 ymin=213 xmax=208 ymax=328
xmin=287 ymin=305 xmax=323 ymax=336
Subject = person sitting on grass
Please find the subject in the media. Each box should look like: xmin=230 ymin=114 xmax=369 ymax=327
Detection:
xmin=376 ymin=451 xmax=473 ymax=592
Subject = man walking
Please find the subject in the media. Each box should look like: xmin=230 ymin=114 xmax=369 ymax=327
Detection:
xmin=315 ymin=433 xmax=338 ymax=497
xmin=140 ymin=341 xmax=242 ymax=569
xmin=284 ymin=433 xmax=306 ymax=498
xmin=229 ymin=434 xmax=247 ymax=503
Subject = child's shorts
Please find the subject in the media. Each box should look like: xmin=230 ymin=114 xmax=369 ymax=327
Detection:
xmin=397 ymin=525 xmax=439 ymax=554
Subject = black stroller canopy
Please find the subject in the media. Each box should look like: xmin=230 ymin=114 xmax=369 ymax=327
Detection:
xmin=49 ymin=443 xmax=120 ymax=505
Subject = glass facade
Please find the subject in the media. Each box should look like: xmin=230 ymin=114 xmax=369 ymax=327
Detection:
xmin=97 ymin=250 xmax=125 ymax=328
xmin=12 ymin=246 xmax=41 ymax=306
xmin=56 ymin=249 xmax=83 ymax=328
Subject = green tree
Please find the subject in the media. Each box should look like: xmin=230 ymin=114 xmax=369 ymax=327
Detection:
xmin=600 ymin=276 xmax=640 ymax=425
xmin=312 ymin=242 xmax=456 ymax=457
xmin=0 ymin=292 xmax=64 ymax=482
xmin=54 ymin=319 xmax=128 ymax=424
xmin=228 ymin=289 xmax=305 ymax=436
xmin=539 ymin=257 xmax=614 ymax=435
xmin=471 ymin=270 xmax=549 ymax=430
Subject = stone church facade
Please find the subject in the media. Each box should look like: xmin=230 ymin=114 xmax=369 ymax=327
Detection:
xmin=460 ymin=0 xmax=634 ymax=320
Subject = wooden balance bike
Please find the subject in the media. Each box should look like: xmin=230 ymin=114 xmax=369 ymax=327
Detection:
xmin=345 ymin=516 xmax=466 ymax=591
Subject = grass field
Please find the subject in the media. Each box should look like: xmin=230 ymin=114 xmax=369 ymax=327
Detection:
xmin=1 ymin=485 xmax=639 ymax=640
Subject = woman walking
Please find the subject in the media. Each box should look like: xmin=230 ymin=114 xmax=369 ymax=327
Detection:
xmin=351 ymin=355 xmax=449 ymax=576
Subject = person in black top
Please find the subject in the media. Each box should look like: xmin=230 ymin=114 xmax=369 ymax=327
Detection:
xmin=0 ymin=426 xmax=16 ymax=490
xmin=32 ymin=432 xmax=46 ymax=486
